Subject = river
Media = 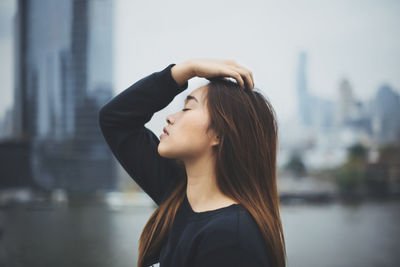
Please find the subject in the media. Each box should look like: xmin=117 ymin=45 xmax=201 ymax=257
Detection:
xmin=0 ymin=197 xmax=399 ymax=267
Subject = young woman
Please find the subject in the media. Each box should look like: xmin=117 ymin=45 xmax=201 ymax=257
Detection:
xmin=98 ymin=59 xmax=286 ymax=267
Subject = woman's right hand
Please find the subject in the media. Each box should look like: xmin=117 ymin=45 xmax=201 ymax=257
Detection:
xmin=172 ymin=59 xmax=254 ymax=90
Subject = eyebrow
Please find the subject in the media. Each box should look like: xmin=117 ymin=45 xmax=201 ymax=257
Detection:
xmin=184 ymin=95 xmax=199 ymax=104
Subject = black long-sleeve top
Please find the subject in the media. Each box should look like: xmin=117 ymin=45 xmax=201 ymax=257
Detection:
xmin=98 ymin=64 xmax=271 ymax=267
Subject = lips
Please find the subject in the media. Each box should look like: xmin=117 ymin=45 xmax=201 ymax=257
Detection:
xmin=163 ymin=127 xmax=169 ymax=135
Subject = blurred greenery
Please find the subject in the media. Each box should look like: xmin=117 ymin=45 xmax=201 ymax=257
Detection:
xmin=348 ymin=143 xmax=368 ymax=162
xmin=334 ymin=143 xmax=366 ymax=194
xmin=284 ymin=153 xmax=307 ymax=177
xmin=334 ymin=159 xmax=364 ymax=194
xmin=333 ymin=142 xmax=399 ymax=197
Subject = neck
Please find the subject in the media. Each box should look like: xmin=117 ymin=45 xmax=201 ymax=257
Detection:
xmin=183 ymin=154 xmax=237 ymax=212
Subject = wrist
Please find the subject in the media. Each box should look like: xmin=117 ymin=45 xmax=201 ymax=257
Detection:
xmin=182 ymin=60 xmax=196 ymax=78
xmin=171 ymin=61 xmax=195 ymax=87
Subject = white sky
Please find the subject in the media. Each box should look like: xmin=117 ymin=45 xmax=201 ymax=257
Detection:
xmin=1 ymin=0 xmax=399 ymax=127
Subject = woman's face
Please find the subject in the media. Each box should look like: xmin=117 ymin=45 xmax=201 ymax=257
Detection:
xmin=158 ymin=85 xmax=219 ymax=160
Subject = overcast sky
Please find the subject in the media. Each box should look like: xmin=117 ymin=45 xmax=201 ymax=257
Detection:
xmin=1 ymin=0 xmax=399 ymax=127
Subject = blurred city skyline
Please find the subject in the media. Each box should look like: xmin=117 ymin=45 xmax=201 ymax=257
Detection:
xmin=1 ymin=0 xmax=399 ymax=125
xmin=0 ymin=2 xmax=399 ymax=266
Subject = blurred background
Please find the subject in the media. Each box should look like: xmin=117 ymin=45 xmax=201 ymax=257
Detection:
xmin=0 ymin=0 xmax=399 ymax=266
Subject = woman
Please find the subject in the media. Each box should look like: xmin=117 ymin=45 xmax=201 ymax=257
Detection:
xmin=98 ymin=59 xmax=286 ymax=267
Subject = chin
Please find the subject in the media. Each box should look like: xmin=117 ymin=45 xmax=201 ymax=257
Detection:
xmin=158 ymin=143 xmax=172 ymax=158
xmin=158 ymin=144 xmax=185 ymax=160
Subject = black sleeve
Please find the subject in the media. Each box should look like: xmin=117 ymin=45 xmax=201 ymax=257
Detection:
xmin=98 ymin=63 xmax=188 ymax=205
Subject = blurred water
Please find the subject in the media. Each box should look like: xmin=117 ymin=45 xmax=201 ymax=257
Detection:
xmin=281 ymin=200 xmax=400 ymax=267
xmin=0 ymin=199 xmax=399 ymax=267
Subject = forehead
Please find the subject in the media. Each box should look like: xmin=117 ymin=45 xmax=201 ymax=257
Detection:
xmin=185 ymin=85 xmax=207 ymax=105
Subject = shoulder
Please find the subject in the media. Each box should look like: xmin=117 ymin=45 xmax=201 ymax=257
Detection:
xmin=194 ymin=206 xmax=271 ymax=266
xmin=199 ymin=206 xmax=266 ymax=246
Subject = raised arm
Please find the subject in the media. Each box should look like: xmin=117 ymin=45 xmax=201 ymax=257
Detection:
xmin=98 ymin=62 xmax=192 ymax=205
xmin=98 ymin=59 xmax=254 ymax=205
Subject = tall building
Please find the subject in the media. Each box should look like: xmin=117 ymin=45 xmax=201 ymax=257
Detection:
xmin=13 ymin=0 xmax=116 ymax=192
xmin=296 ymin=51 xmax=335 ymax=132
xmin=370 ymin=84 xmax=400 ymax=145
xmin=296 ymin=51 xmax=312 ymax=127
xmin=337 ymin=78 xmax=355 ymax=125
xmin=0 ymin=107 xmax=13 ymax=139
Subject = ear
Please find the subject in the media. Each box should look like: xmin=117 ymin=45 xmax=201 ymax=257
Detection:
xmin=211 ymin=134 xmax=220 ymax=147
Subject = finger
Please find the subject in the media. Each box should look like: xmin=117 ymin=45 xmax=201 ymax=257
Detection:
xmin=242 ymin=71 xmax=254 ymax=90
xmin=227 ymin=63 xmax=254 ymax=89
xmin=229 ymin=65 xmax=254 ymax=89
xmin=239 ymin=66 xmax=254 ymax=89
xmin=249 ymin=71 xmax=254 ymax=89
xmin=240 ymin=67 xmax=254 ymax=89
xmin=227 ymin=69 xmax=245 ymax=88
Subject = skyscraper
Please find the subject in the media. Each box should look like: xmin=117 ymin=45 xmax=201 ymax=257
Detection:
xmin=297 ymin=51 xmax=312 ymax=127
xmin=296 ymin=51 xmax=334 ymax=132
xmin=337 ymin=78 xmax=355 ymax=125
xmin=370 ymin=84 xmax=400 ymax=145
xmin=13 ymin=0 xmax=115 ymax=192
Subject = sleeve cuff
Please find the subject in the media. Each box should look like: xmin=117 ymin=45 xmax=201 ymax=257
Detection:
xmin=156 ymin=63 xmax=189 ymax=95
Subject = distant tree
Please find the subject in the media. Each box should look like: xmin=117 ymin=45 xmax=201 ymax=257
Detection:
xmin=285 ymin=153 xmax=306 ymax=177
xmin=334 ymin=160 xmax=364 ymax=195
xmin=348 ymin=143 xmax=367 ymax=162
xmin=334 ymin=142 xmax=367 ymax=196
xmin=364 ymin=144 xmax=400 ymax=196
xmin=365 ymin=163 xmax=388 ymax=196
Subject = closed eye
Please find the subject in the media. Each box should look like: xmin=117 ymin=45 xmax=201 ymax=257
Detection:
xmin=182 ymin=108 xmax=190 ymax=111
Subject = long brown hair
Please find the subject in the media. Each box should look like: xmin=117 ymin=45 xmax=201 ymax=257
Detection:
xmin=138 ymin=78 xmax=286 ymax=267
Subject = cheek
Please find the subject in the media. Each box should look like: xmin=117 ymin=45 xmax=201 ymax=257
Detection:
xmin=177 ymin=115 xmax=209 ymax=145
xmin=158 ymin=113 xmax=210 ymax=157
xmin=188 ymin=110 xmax=210 ymax=132
xmin=183 ymin=114 xmax=207 ymax=132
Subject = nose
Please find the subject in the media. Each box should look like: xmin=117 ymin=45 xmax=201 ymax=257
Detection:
xmin=166 ymin=110 xmax=180 ymax=125
xmin=166 ymin=114 xmax=174 ymax=125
